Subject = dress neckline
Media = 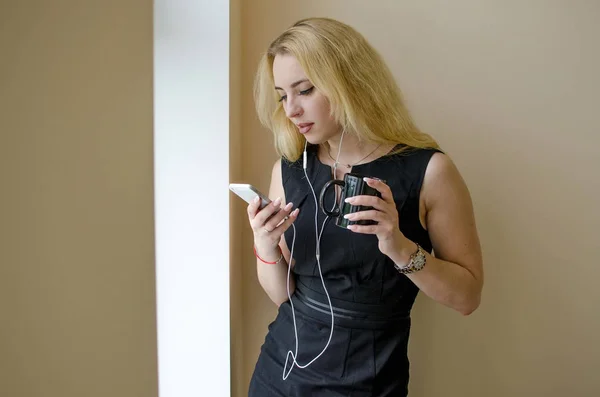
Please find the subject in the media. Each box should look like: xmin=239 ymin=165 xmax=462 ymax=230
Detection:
xmin=310 ymin=143 xmax=399 ymax=174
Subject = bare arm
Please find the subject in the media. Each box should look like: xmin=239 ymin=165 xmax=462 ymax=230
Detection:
xmin=345 ymin=152 xmax=483 ymax=315
xmin=392 ymin=153 xmax=484 ymax=315
xmin=250 ymin=159 xmax=299 ymax=306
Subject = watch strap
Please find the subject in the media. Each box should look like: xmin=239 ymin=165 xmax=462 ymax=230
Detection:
xmin=394 ymin=243 xmax=427 ymax=274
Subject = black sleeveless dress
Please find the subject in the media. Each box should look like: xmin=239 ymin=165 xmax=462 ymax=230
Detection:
xmin=248 ymin=145 xmax=439 ymax=397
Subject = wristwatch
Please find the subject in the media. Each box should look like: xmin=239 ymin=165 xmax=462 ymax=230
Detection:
xmin=394 ymin=243 xmax=427 ymax=274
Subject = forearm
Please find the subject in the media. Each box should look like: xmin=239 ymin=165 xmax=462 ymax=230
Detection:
xmin=256 ymin=252 xmax=295 ymax=307
xmin=391 ymin=240 xmax=482 ymax=315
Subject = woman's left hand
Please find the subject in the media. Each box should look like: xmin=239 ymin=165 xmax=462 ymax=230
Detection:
xmin=343 ymin=177 xmax=412 ymax=260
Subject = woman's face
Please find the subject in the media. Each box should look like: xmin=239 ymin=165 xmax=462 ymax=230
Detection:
xmin=272 ymin=54 xmax=341 ymax=144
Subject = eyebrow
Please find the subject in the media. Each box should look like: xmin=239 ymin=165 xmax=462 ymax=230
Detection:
xmin=274 ymin=79 xmax=309 ymax=91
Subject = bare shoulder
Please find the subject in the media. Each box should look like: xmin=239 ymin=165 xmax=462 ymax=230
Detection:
xmin=422 ymin=152 xmax=468 ymax=204
xmin=268 ymin=158 xmax=292 ymax=255
xmin=421 ymin=151 xmax=482 ymax=276
xmin=268 ymin=158 xmax=285 ymax=202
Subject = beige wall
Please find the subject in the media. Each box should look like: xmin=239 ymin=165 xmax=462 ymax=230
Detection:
xmin=236 ymin=1 xmax=600 ymax=396
xmin=0 ymin=2 xmax=158 ymax=397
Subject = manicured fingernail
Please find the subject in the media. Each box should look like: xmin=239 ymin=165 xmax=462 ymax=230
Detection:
xmin=284 ymin=202 xmax=293 ymax=210
xmin=273 ymin=197 xmax=281 ymax=206
xmin=292 ymin=209 xmax=299 ymax=216
xmin=254 ymin=196 xmax=260 ymax=203
xmin=344 ymin=214 xmax=350 ymax=219
xmin=344 ymin=197 xmax=353 ymax=203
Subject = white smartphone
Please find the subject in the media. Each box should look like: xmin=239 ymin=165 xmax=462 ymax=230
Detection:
xmin=229 ymin=183 xmax=272 ymax=210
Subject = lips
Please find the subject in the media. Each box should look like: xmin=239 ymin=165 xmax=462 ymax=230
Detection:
xmin=296 ymin=123 xmax=314 ymax=134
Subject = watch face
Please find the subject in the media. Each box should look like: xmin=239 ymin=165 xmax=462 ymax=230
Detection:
xmin=411 ymin=247 xmax=426 ymax=270
xmin=413 ymin=254 xmax=426 ymax=269
xmin=394 ymin=246 xmax=426 ymax=274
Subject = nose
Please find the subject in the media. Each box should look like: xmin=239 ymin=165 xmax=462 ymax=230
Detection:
xmin=284 ymin=96 xmax=303 ymax=119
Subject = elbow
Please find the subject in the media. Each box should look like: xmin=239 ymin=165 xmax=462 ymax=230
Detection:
xmin=271 ymin=292 xmax=290 ymax=307
xmin=458 ymin=270 xmax=484 ymax=316
xmin=267 ymin=291 xmax=290 ymax=308
xmin=274 ymin=297 xmax=289 ymax=308
xmin=267 ymin=286 xmax=295 ymax=308
xmin=458 ymin=291 xmax=481 ymax=316
xmin=459 ymin=303 xmax=478 ymax=316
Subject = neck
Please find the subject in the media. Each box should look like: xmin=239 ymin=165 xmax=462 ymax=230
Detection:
xmin=324 ymin=134 xmax=382 ymax=167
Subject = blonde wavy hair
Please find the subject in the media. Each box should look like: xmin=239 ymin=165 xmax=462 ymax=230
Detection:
xmin=254 ymin=17 xmax=440 ymax=162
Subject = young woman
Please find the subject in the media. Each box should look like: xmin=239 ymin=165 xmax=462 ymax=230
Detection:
xmin=245 ymin=17 xmax=483 ymax=396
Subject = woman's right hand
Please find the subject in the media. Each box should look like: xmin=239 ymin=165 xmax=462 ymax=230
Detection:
xmin=247 ymin=196 xmax=299 ymax=261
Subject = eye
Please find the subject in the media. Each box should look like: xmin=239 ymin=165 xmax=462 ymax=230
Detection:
xmin=277 ymin=86 xmax=313 ymax=103
xmin=299 ymin=87 xmax=314 ymax=95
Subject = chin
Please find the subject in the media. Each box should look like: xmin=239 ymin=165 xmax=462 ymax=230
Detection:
xmin=303 ymin=134 xmax=327 ymax=145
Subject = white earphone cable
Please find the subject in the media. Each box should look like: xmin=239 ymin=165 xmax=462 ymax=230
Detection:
xmin=283 ymin=135 xmax=343 ymax=380
xmin=282 ymin=138 xmax=343 ymax=380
